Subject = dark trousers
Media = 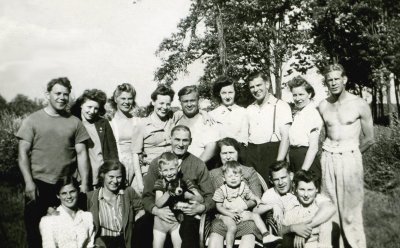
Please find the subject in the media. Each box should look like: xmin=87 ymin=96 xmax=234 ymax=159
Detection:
xmin=246 ymin=142 xmax=280 ymax=183
xmin=289 ymin=146 xmax=321 ymax=179
xmin=179 ymin=215 xmax=200 ymax=248
xmin=25 ymin=180 xmax=59 ymax=248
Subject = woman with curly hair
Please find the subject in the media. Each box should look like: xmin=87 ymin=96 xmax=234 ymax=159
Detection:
xmin=70 ymin=89 xmax=118 ymax=187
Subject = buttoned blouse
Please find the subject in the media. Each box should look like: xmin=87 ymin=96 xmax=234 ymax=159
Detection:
xmin=39 ymin=206 xmax=95 ymax=248
xmin=209 ymin=104 xmax=248 ymax=144
xmin=131 ymin=113 xmax=174 ymax=164
xmin=246 ymin=95 xmax=292 ymax=144
xmin=98 ymin=188 xmax=124 ymax=237
xmin=289 ymin=102 xmax=323 ymax=147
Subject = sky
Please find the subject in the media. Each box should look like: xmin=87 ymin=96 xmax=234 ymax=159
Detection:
xmin=0 ymin=0 xmax=327 ymax=107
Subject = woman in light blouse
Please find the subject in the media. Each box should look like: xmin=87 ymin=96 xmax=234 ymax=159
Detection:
xmin=40 ymin=177 xmax=95 ymax=248
xmin=86 ymin=160 xmax=143 ymax=248
xmin=109 ymin=83 xmax=143 ymax=195
xmin=288 ymin=76 xmax=323 ymax=176
xmin=70 ymin=89 xmax=119 ymax=187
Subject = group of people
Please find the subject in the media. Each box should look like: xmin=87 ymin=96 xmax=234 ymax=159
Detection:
xmin=17 ymin=63 xmax=374 ymax=248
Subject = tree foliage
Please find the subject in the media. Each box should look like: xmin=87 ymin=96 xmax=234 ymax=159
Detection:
xmin=155 ymin=0 xmax=310 ymax=105
xmin=8 ymin=94 xmax=44 ymax=116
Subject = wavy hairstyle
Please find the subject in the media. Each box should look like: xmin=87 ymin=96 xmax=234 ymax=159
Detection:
xmin=70 ymin=89 xmax=107 ymax=119
xmin=109 ymin=83 xmax=137 ymax=111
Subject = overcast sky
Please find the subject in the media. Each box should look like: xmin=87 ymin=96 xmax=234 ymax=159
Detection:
xmin=0 ymin=0 xmax=327 ymax=106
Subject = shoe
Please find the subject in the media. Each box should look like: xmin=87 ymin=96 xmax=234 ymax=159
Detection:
xmin=263 ymin=234 xmax=282 ymax=244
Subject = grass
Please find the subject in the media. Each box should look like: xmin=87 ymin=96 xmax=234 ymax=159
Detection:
xmin=0 ymin=182 xmax=399 ymax=248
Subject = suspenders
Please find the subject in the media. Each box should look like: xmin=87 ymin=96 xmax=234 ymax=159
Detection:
xmin=268 ymin=98 xmax=280 ymax=142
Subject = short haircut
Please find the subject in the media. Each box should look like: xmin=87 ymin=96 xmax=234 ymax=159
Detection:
xmin=269 ymin=160 xmax=290 ymax=178
xmin=158 ymin=152 xmax=179 ymax=169
xmin=323 ymin=63 xmax=346 ymax=77
xmin=171 ymin=125 xmax=191 ymax=138
xmin=178 ymin=85 xmax=199 ymax=100
xmin=97 ymin=160 xmax=127 ymax=189
xmin=293 ymin=169 xmax=320 ymax=191
xmin=222 ymin=160 xmax=242 ymax=175
xmin=212 ymin=76 xmax=237 ymax=103
xmin=109 ymin=83 xmax=137 ymax=110
xmin=287 ymin=76 xmax=316 ymax=99
xmin=247 ymin=71 xmax=270 ymax=84
xmin=70 ymin=89 xmax=108 ymax=119
xmin=47 ymin=77 xmax=72 ymax=92
xmin=151 ymin=84 xmax=175 ymax=102
xmin=55 ymin=176 xmax=80 ymax=195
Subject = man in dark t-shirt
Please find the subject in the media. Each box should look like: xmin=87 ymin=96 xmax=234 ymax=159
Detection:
xmin=17 ymin=77 xmax=90 ymax=248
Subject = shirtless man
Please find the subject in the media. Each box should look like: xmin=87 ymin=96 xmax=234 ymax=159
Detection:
xmin=318 ymin=64 xmax=374 ymax=248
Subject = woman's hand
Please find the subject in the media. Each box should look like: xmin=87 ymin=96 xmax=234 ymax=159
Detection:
xmin=294 ymin=235 xmax=306 ymax=248
xmin=135 ymin=209 xmax=145 ymax=221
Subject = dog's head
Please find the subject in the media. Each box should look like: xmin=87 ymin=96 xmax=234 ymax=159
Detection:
xmin=167 ymin=177 xmax=186 ymax=196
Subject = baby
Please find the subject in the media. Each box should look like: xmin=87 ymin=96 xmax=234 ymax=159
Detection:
xmin=213 ymin=161 xmax=281 ymax=248
xmin=153 ymin=152 xmax=204 ymax=248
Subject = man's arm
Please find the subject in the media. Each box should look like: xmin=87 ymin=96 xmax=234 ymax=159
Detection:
xmin=75 ymin=143 xmax=90 ymax=193
xmin=359 ymin=100 xmax=375 ymax=153
xmin=199 ymin=141 xmax=217 ymax=162
xmin=276 ymin=124 xmax=290 ymax=161
xmin=18 ymin=140 xmax=36 ymax=201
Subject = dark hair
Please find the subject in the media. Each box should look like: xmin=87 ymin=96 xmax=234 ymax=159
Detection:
xmin=55 ymin=176 xmax=80 ymax=195
xmin=47 ymin=77 xmax=72 ymax=92
xmin=269 ymin=160 xmax=291 ymax=178
xmin=97 ymin=160 xmax=127 ymax=189
xmin=287 ymin=76 xmax=316 ymax=99
xmin=222 ymin=160 xmax=242 ymax=175
xmin=212 ymin=76 xmax=237 ymax=103
xmin=70 ymin=89 xmax=108 ymax=119
xmin=109 ymin=83 xmax=137 ymax=110
xmin=145 ymin=84 xmax=175 ymax=116
xmin=323 ymin=63 xmax=346 ymax=77
xmin=158 ymin=152 xmax=179 ymax=169
xmin=171 ymin=125 xmax=192 ymax=138
xmin=216 ymin=137 xmax=243 ymax=164
xmin=247 ymin=72 xmax=270 ymax=84
xmin=293 ymin=169 xmax=320 ymax=191
xmin=178 ymin=85 xmax=199 ymax=100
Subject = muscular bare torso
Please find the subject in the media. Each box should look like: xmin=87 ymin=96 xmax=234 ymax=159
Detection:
xmin=318 ymin=93 xmax=363 ymax=145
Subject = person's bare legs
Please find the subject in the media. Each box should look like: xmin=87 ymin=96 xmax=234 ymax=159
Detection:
xmin=238 ymin=234 xmax=256 ymax=248
xmin=153 ymin=229 xmax=167 ymax=248
xmin=219 ymin=215 xmax=238 ymax=248
xmin=208 ymin=233 xmax=225 ymax=248
xmin=171 ymin=226 xmax=182 ymax=248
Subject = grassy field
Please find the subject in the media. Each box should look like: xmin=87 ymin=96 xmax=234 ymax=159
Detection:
xmin=0 ymin=182 xmax=399 ymax=248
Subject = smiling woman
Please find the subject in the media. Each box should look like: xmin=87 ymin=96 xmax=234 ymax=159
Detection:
xmin=39 ymin=177 xmax=95 ymax=248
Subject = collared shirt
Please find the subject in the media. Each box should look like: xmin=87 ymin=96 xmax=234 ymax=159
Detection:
xmin=246 ymin=95 xmax=292 ymax=144
xmin=210 ymin=104 xmax=248 ymax=144
xmin=131 ymin=113 xmax=174 ymax=164
xmin=39 ymin=206 xmax=95 ymax=248
xmin=289 ymin=102 xmax=323 ymax=147
xmin=261 ymin=188 xmax=299 ymax=213
xmin=82 ymin=119 xmax=104 ymax=185
xmin=98 ymin=188 xmax=124 ymax=237
xmin=175 ymin=114 xmax=220 ymax=158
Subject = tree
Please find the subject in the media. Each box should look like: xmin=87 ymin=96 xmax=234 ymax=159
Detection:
xmin=0 ymin=94 xmax=8 ymax=112
xmin=8 ymin=94 xmax=44 ymax=116
xmin=154 ymin=0 xmax=310 ymax=105
xmin=306 ymin=0 xmax=400 ymax=123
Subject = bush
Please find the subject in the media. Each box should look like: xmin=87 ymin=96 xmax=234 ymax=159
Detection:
xmin=0 ymin=111 xmax=23 ymax=182
xmin=364 ymin=124 xmax=400 ymax=194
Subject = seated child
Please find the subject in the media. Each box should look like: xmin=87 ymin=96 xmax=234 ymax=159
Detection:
xmin=213 ymin=161 xmax=281 ymax=248
xmin=153 ymin=152 xmax=204 ymax=248
xmin=282 ymin=170 xmax=334 ymax=248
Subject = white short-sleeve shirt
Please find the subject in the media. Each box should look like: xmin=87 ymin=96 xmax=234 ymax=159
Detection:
xmin=210 ymin=104 xmax=248 ymax=144
xmin=246 ymin=95 xmax=293 ymax=144
xmin=289 ymin=102 xmax=323 ymax=147
xmin=175 ymin=114 xmax=220 ymax=157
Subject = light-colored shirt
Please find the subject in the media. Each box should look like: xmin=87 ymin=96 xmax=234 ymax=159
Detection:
xmin=175 ymin=114 xmax=220 ymax=158
xmin=289 ymin=102 xmax=323 ymax=147
xmin=210 ymin=104 xmax=248 ymax=144
xmin=82 ymin=119 xmax=104 ymax=185
xmin=110 ymin=111 xmax=140 ymax=156
xmin=246 ymin=95 xmax=292 ymax=144
xmin=261 ymin=188 xmax=299 ymax=214
xmin=39 ymin=206 xmax=95 ymax=248
xmin=131 ymin=113 xmax=174 ymax=164
xmin=98 ymin=188 xmax=124 ymax=237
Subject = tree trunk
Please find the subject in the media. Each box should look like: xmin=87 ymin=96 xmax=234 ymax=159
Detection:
xmin=216 ymin=5 xmax=227 ymax=75
xmin=394 ymin=76 xmax=400 ymax=118
xmin=372 ymin=85 xmax=377 ymax=121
